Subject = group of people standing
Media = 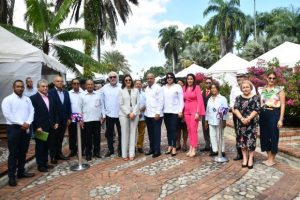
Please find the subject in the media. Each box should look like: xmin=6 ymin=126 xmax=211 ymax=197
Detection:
xmin=1 ymin=69 xmax=285 ymax=187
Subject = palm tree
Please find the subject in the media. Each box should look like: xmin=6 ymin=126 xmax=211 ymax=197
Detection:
xmin=180 ymin=42 xmax=218 ymax=68
xmin=56 ymin=0 xmax=138 ymax=61
xmin=240 ymin=15 xmax=254 ymax=45
xmin=203 ymin=0 xmax=245 ymax=57
xmin=158 ymin=25 xmax=185 ymax=73
xmin=99 ymin=50 xmax=131 ymax=74
xmin=184 ymin=25 xmax=204 ymax=45
xmin=1 ymin=0 xmax=101 ymax=75
xmin=0 ymin=0 xmax=14 ymax=24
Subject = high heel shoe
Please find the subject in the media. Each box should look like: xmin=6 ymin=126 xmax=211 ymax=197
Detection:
xmin=242 ymin=161 xmax=248 ymax=168
xmin=189 ymin=149 xmax=196 ymax=157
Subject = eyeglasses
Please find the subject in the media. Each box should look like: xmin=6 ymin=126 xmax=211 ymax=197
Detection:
xmin=109 ymin=76 xmax=117 ymax=79
xmin=268 ymin=77 xmax=276 ymax=80
xmin=205 ymin=82 xmax=212 ymax=84
xmin=125 ymin=79 xmax=132 ymax=82
xmin=167 ymin=76 xmax=174 ymax=79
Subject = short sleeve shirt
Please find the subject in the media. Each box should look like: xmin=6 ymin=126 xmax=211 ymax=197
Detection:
xmin=258 ymin=86 xmax=284 ymax=108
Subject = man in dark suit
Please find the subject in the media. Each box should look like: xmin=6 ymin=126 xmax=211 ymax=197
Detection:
xmin=30 ymin=79 xmax=58 ymax=172
xmin=200 ymin=77 xmax=213 ymax=152
xmin=48 ymin=76 xmax=71 ymax=163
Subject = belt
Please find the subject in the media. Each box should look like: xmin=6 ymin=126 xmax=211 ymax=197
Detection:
xmin=262 ymin=106 xmax=280 ymax=110
xmin=7 ymin=124 xmax=22 ymax=128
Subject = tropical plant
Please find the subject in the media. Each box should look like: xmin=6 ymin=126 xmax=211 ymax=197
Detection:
xmin=239 ymin=40 xmax=265 ymax=61
xmin=56 ymin=0 xmax=138 ymax=61
xmin=240 ymin=14 xmax=254 ymax=45
xmin=184 ymin=25 xmax=204 ymax=45
xmin=158 ymin=25 xmax=185 ymax=73
xmin=0 ymin=0 xmax=14 ymax=24
xmin=180 ymin=42 xmax=218 ymax=68
xmin=99 ymin=50 xmax=131 ymax=74
xmin=203 ymin=0 xmax=245 ymax=57
xmin=1 ymin=0 xmax=101 ymax=75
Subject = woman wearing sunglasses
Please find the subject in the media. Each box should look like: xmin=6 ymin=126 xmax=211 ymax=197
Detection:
xmin=258 ymin=71 xmax=285 ymax=167
xmin=162 ymin=72 xmax=184 ymax=156
xmin=119 ymin=74 xmax=140 ymax=161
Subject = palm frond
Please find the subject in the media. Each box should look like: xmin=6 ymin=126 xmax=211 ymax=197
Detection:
xmin=52 ymin=44 xmax=105 ymax=72
xmin=25 ymin=0 xmax=49 ymax=33
xmin=50 ymin=0 xmax=75 ymax=33
xmin=53 ymin=28 xmax=95 ymax=42
xmin=0 ymin=24 xmax=42 ymax=47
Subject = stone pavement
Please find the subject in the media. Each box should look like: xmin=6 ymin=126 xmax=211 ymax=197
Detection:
xmin=0 ymin=125 xmax=300 ymax=200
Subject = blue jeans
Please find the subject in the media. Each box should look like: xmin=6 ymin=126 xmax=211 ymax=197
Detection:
xmin=145 ymin=116 xmax=163 ymax=153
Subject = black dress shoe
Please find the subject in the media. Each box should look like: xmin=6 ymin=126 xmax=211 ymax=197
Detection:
xmin=8 ymin=177 xmax=17 ymax=187
xmin=242 ymin=163 xmax=248 ymax=168
xmin=171 ymin=153 xmax=177 ymax=157
xmin=57 ymin=154 xmax=69 ymax=160
xmin=86 ymin=155 xmax=92 ymax=161
xmin=233 ymin=154 xmax=243 ymax=161
xmin=17 ymin=172 xmax=35 ymax=179
xmin=93 ymin=153 xmax=102 ymax=158
xmin=38 ymin=167 xmax=49 ymax=172
xmin=199 ymin=147 xmax=210 ymax=152
xmin=105 ymin=151 xmax=114 ymax=157
xmin=209 ymin=152 xmax=218 ymax=157
xmin=152 ymin=152 xmax=161 ymax=158
xmin=118 ymin=149 xmax=122 ymax=157
xmin=248 ymin=164 xmax=254 ymax=169
xmin=137 ymin=148 xmax=144 ymax=153
xmin=51 ymin=158 xmax=57 ymax=164
xmin=68 ymin=151 xmax=77 ymax=157
xmin=222 ymin=152 xmax=226 ymax=157
xmin=145 ymin=151 xmax=154 ymax=156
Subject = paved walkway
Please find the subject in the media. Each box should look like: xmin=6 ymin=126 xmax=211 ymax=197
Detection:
xmin=0 ymin=125 xmax=300 ymax=200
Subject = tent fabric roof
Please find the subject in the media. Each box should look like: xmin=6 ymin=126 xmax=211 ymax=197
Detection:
xmin=0 ymin=26 xmax=66 ymax=73
xmin=207 ymin=53 xmax=250 ymax=74
xmin=66 ymin=65 xmax=107 ymax=81
xmin=176 ymin=64 xmax=207 ymax=77
xmin=249 ymin=42 xmax=300 ymax=68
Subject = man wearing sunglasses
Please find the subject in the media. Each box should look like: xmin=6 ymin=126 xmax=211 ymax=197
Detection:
xmin=101 ymin=71 xmax=122 ymax=157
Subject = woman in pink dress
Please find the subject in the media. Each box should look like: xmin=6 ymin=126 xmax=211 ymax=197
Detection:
xmin=183 ymin=74 xmax=205 ymax=157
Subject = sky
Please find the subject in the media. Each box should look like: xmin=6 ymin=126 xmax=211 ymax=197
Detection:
xmin=13 ymin=0 xmax=300 ymax=78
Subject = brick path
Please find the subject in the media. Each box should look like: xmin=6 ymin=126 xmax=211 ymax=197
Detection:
xmin=0 ymin=125 xmax=300 ymax=199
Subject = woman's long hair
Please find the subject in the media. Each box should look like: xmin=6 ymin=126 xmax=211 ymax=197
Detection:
xmin=121 ymin=74 xmax=134 ymax=89
xmin=185 ymin=73 xmax=196 ymax=91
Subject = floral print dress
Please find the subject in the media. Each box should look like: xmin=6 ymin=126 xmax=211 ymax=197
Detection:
xmin=234 ymin=95 xmax=260 ymax=151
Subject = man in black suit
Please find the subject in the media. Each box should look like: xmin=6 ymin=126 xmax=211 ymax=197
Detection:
xmin=30 ymin=79 xmax=58 ymax=172
xmin=200 ymin=77 xmax=213 ymax=152
xmin=48 ymin=76 xmax=71 ymax=163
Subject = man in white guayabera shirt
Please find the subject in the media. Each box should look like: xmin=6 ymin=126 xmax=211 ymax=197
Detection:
xmin=101 ymin=71 xmax=122 ymax=157
xmin=144 ymin=73 xmax=164 ymax=158
xmin=1 ymin=80 xmax=35 ymax=187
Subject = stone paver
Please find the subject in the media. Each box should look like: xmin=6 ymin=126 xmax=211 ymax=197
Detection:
xmin=0 ymin=125 xmax=300 ymax=200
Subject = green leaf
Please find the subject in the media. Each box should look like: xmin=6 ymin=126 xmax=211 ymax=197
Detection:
xmin=25 ymin=0 xmax=49 ymax=34
xmin=53 ymin=28 xmax=95 ymax=42
xmin=50 ymin=0 xmax=75 ymax=33
xmin=52 ymin=44 xmax=104 ymax=72
xmin=0 ymin=24 xmax=42 ymax=47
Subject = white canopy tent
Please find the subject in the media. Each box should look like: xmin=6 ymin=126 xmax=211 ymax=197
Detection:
xmin=249 ymin=42 xmax=300 ymax=68
xmin=206 ymin=53 xmax=250 ymax=86
xmin=175 ymin=63 xmax=207 ymax=77
xmin=0 ymin=26 xmax=66 ymax=123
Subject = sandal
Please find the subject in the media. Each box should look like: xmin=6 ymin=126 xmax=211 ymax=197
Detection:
xmin=129 ymin=157 xmax=135 ymax=161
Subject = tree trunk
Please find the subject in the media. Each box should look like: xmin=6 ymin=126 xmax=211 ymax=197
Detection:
xmin=172 ymin=52 xmax=176 ymax=74
xmin=8 ymin=0 xmax=14 ymax=25
xmin=220 ymin=35 xmax=227 ymax=57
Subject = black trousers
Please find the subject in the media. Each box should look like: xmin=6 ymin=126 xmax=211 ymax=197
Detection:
xmin=259 ymin=108 xmax=280 ymax=154
xmin=233 ymin=114 xmax=242 ymax=156
xmin=53 ymin=124 xmax=67 ymax=157
xmin=6 ymin=125 xmax=30 ymax=178
xmin=201 ymin=117 xmax=211 ymax=149
xmin=35 ymin=129 xmax=54 ymax=168
xmin=145 ymin=116 xmax=163 ymax=153
xmin=164 ymin=113 xmax=179 ymax=148
xmin=68 ymin=122 xmax=85 ymax=153
xmin=106 ymin=117 xmax=121 ymax=153
xmin=84 ymin=121 xmax=101 ymax=156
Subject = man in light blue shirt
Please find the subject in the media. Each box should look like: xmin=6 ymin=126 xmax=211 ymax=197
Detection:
xmin=101 ymin=71 xmax=122 ymax=157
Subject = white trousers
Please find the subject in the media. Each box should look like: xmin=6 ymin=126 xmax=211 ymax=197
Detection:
xmin=209 ymin=125 xmax=225 ymax=152
xmin=119 ymin=115 xmax=139 ymax=158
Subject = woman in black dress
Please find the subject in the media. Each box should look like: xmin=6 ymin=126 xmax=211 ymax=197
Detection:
xmin=233 ymin=80 xmax=260 ymax=169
